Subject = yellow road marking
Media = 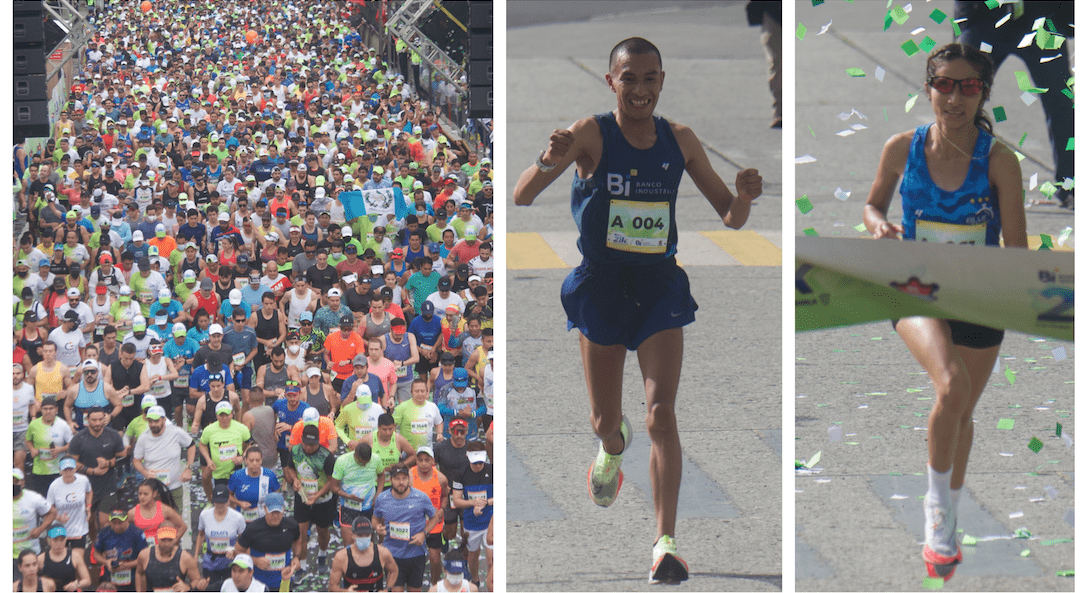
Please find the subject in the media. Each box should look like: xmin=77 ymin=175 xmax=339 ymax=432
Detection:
xmin=507 ymin=232 xmax=568 ymax=269
xmin=701 ymin=230 xmax=782 ymax=266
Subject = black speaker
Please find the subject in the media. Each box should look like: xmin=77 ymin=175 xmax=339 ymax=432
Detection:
xmin=14 ymin=47 xmax=47 ymax=75
xmin=467 ymin=1 xmax=493 ymax=118
xmin=15 ymin=74 xmax=47 ymax=101
xmin=14 ymin=101 xmax=50 ymax=138
xmin=13 ymin=16 xmax=45 ymax=46
xmin=13 ymin=1 xmax=45 ymax=17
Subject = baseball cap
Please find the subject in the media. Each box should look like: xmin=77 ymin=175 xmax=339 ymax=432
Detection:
xmin=208 ymin=323 xmax=224 ymax=335
xmin=212 ymin=483 xmax=230 ymax=503
xmin=141 ymin=394 xmax=158 ymax=409
xmin=229 ymin=289 xmax=242 ymax=305
xmin=64 ymin=310 xmax=81 ymax=322
xmin=59 ymin=458 xmax=77 ymax=471
xmin=328 ymin=288 xmax=342 ymax=298
xmin=145 ymin=405 xmax=166 ymax=420
xmin=264 ymin=492 xmax=286 ymax=512
xmin=449 ymin=418 xmax=469 ymax=432
xmin=351 ymin=517 xmax=374 ymax=536
xmin=48 ymin=526 xmax=68 ymax=539
xmin=215 ymin=401 xmax=233 ymax=415
xmin=416 ymin=446 xmax=434 ymax=459
xmin=352 ymin=353 xmax=368 ymax=366
xmin=453 ymin=367 xmax=469 ymax=387
xmin=444 ymin=556 xmax=467 ymax=575
xmin=302 ymin=407 xmax=320 ymax=425
xmin=200 ymin=277 xmax=214 ymax=290
xmin=389 ymin=464 xmax=410 ymax=477
xmin=232 ymin=554 xmax=254 ymax=570
xmin=66 ymin=287 xmax=80 ymax=298
xmin=467 ymin=450 xmax=488 ymax=464
xmin=301 ymin=424 xmax=320 ymax=444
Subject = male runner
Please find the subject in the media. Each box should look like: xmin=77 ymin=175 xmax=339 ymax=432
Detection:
xmin=513 ymin=37 xmax=763 ymax=583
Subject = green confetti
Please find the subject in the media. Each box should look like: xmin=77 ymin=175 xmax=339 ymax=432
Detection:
xmin=1065 ymin=137 xmax=1074 ymax=150
xmin=803 ymin=228 xmax=819 ymax=237
xmin=952 ymin=21 xmax=961 ymax=37
xmin=993 ymin=106 xmax=1007 ymax=122
xmin=1039 ymin=181 xmax=1058 ymax=197
xmin=984 ymin=0 xmax=999 ymax=8
xmin=796 ymin=195 xmax=814 ymax=214
xmin=846 ymin=67 xmax=866 ymax=77
xmin=929 ymin=8 xmax=947 ymax=23
xmin=853 ymin=223 xmax=867 ymax=232
xmin=962 ymin=534 xmax=978 ymax=546
xmin=890 ymin=5 xmax=909 ymax=24
xmin=1019 ymin=133 xmax=1028 ymax=147
xmin=1020 ymin=549 xmax=1031 ymax=557
xmin=809 ymin=125 xmax=816 ymax=137
xmin=1040 ymin=234 xmax=1054 ymax=248
xmin=805 ymin=451 xmax=821 ymax=468
xmin=997 ymin=418 xmax=1015 ymax=430
xmin=1014 ymin=527 xmax=1032 ymax=539
xmin=797 ymin=22 xmax=808 ymax=40
xmin=902 ymin=39 xmax=921 ymax=56
xmin=1056 ymin=570 xmax=1074 ymax=577
xmin=884 ymin=107 xmax=889 ymax=121
xmin=922 ymin=577 xmax=944 ymax=590
xmin=1061 ymin=88 xmax=1074 ymax=100
xmin=919 ymin=36 xmax=937 ymax=52
xmin=812 ymin=0 xmax=824 ymax=5
xmin=1056 ymin=422 xmax=1062 ymax=437
xmin=1042 ymin=538 xmax=1073 ymax=545
xmin=1004 ymin=365 xmax=1016 ymax=384
xmin=1028 ymin=437 xmax=1044 ymax=453
xmin=1015 ymin=71 xmax=1048 ymax=93
xmin=884 ymin=11 xmax=894 ymax=32
xmin=905 ymin=93 xmax=919 ymax=112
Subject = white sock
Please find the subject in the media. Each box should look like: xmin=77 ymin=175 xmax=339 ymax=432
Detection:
xmin=950 ymin=487 xmax=962 ymax=511
xmin=317 ymin=550 xmax=326 ymax=558
xmin=927 ymin=464 xmax=952 ymax=508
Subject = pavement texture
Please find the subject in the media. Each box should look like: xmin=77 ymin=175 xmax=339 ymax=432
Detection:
xmin=507 ymin=2 xmax=783 ymax=590
xmin=793 ymin=1 xmax=1074 ymax=590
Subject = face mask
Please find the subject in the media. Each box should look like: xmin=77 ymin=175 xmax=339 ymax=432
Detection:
xmin=14 ymin=485 xmax=22 ymax=497
xmin=288 ymin=344 xmax=300 ymax=354
xmin=17 ymin=271 xmax=27 ymax=278
xmin=354 ymin=538 xmax=371 ymax=550
xmin=146 ymin=214 xmax=156 ymax=221
xmin=356 ymin=398 xmax=370 ymax=410
xmin=446 ymin=573 xmax=463 ymax=586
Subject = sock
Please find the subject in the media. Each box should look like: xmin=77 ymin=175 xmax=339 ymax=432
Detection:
xmin=317 ymin=550 xmax=326 ymax=559
xmin=950 ymin=487 xmax=962 ymax=512
xmin=927 ymin=464 xmax=953 ymax=508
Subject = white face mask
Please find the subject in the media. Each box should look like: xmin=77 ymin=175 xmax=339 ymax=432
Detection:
xmin=287 ymin=344 xmax=300 ymax=354
xmin=356 ymin=398 xmax=370 ymax=410
xmin=354 ymin=538 xmax=371 ymax=550
xmin=446 ymin=573 xmax=463 ymax=586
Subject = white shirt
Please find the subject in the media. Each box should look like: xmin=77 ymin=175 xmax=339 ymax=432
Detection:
xmin=425 ymin=292 xmax=465 ymax=320
xmin=48 ymin=326 xmax=87 ymax=368
xmin=47 ymin=474 xmax=93 ymax=537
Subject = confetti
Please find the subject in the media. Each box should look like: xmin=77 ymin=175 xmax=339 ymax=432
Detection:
xmin=1009 ymin=511 xmax=1024 ymax=519
xmin=828 ymin=426 xmax=843 ymax=441
xmin=993 ymin=106 xmax=1007 ymax=122
xmin=1065 ymin=137 xmax=1074 ymax=150
xmin=911 ymin=27 xmax=926 ymax=35
xmin=797 ymin=22 xmax=807 ymax=40
xmin=890 ymin=5 xmax=909 ymax=25
xmin=1046 ymin=485 xmax=1058 ymax=499
xmin=818 ymin=20 xmax=833 ymax=35
xmin=961 ymin=534 xmax=978 ymax=546
xmin=1056 ymin=570 xmax=1074 ymax=577
xmin=796 ymin=195 xmax=814 ymax=213
xmin=1015 ymin=70 xmax=1048 ymax=93
xmin=803 ymin=228 xmax=819 ymax=237
xmin=995 ymin=12 xmax=1012 ymax=28
xmin=836 ymin=129 xmax=856 ymax=137
xmin=997 ymin=418 xmax=1015 ymax=430
xmin=1021 ymin=91 xmax=1038 ymax=106
xmin=1055 ymin=421 xmax=1063 ymax=436
xmin=812 ymin=0 xmax=824 ymax=5
xmin=1028 ymin=437 xmax=1044 ymax=453
xmin=901 ymin=39 xmax=920 ymax=56
xmin=922 ymin=577 xmax=944 ymax=589
xmin=1021 ymin=549 xmax=1031 ymax=557
xmin=1029 ymin=172 xmax=1038 ymax=189
xmin=805 ymin=451 xmax=821 ymax=468
xmin=1018 ymin=31 xmax=1036 ymax=48
xmin=875 ymin=65 xmax=886 ymax=82
xmin=905 ymin=94 xmax=919 ymax=112
xmin=834 ymin=188 xmax=851 ymax=201
xmin=929 ymin=8 xmax=946 ymax=24
xmin=1040 ymin=54 xmax=1062 ymax=64
xmin=980 ymin=41 xmax=993 ymax=53
xmin=1004 ymin=365 xmax=1016 ymax=384
xmin=796 ymin=154 xmax=818 ymax=164
xmin=1040 ymin=234 xmax=1053 ymax=248
xmin=851 ymin=123 xmax=868 ymax=130
xmin=853 ymin=223 xmax=867 ymax=232
xmin=919 ymin=36 xmax=937 ymax=52
xmin=1039 ymin=181 xmax=1058 ymax=197
xmin=1019 ymin=133 xmax=1028 ymax=147
xmin=1052 ymin=346 xmax=1067 ymax=361
xmin=846 ymin=67 xmax=866 ymax=77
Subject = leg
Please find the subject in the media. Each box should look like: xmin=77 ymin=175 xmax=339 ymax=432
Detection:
xmin=635 ymin=328 xmax=684 ymax=540
xmin=579 ymin=333 xmax=627 ymax=455
xmin=761 ymin=11 xmax=783 ymax=125
xmin=296 ymin=520 xmax=311 ymax=562
xmin=317 ymin=525 xmax=329 ymax=554
xmin=467 ymin=548 xmax=480 ymax=584
xmin=948 ymin=343 xmax=1001 ymax=489
xmin=427 ymin=543 xmax=441 ymax=586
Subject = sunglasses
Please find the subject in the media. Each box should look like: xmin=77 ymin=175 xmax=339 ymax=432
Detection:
xmin=928 ymin=76 xmax=987 ymax=97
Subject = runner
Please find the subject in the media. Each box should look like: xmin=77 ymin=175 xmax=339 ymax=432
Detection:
xmin=861 ymin=43 xmax=1027 ymax=582
xmin=194 ymin=484 xmax=248 ymax=585
xmin=512 ymin=36 xmax=763 ymax=583
xmin=227 ymin=446 xmax=282 ymax=525
xmin=427 ymin=551 xmax=477 ymax=593
xmin=328 ymin=518 xmax=399 ymax=593
xmin=373 ymin=464 xmax=441 ymax=593
xmin=411 ymin=446 xmax=450 ymax=587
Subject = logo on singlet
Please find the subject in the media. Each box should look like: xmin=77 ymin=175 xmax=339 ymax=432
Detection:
xmin=606 ymin=173 xmax=631 ymax=197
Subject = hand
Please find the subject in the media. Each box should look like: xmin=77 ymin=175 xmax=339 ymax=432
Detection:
xmin=281 ymin=564 xmax=295 ymax=580
xmin=436 ymin=433 xmax=445 ymax=443
xmin=253 ymin=556 xmax=271 ymax=571
xmin=409 ymin=532 xmax=425 ymax=546
xmin=238 ymin=501 xmax=251 ymax=510
xmin=171 ymin=575 xmax=189 ymax=591
xmin=30 ymin=525 xmax=45 ymax=539
xmin=96 ymin=456 xmax=111 ymax=469
xmin=375 ymin=522 xmax=386 ymax=537
xmin=64 ymin=581 xmax=79 ymax=591
xmin=543 ymin=129 xmax=574 ymax=166
xmin=275 ymin=422 xmax=291 ymax=437
xmin=293 ymin=480 xmax=303 ymax=492
xmin=458 ymin=407 xmax=472 ymax=418
xmin=871 ymin=221 xmax=904 ymax=240
xmin=473 ymin=505 xmax=483 ymax=516
xmin=181 ymin=467 xmax=192 ymax=481
xmin=735 ymin=168 xmax=762 ymax=201
xmin=57 ymin=512 xmax=70 ymax=523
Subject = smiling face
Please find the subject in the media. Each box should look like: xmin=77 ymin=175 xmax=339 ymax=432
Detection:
xmin=606 ymin=50 xmax=664 ymax=122
xmin=926 ymin=57 xmax=988 ymax=131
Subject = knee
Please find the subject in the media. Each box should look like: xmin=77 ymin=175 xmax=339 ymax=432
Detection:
xmin=644 ymin=403 xmax=677 ymax=440
xmin=932 ymin=365 xmax=972 ymax=417
xmin=589 ymin=410 xmax=621 ymax=440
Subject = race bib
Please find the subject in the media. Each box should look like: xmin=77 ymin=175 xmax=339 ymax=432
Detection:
xmin=389 ymin=521 xmax=410 ymax=541
xmin=218 ymin=444 xmax=238 ymax=460
xmin=149 ymin=381 xmax=167 ymax=397
xmin=467 ymin=490 xmax=487 ymax=502
xmin=13 ymin=413 xmax=25 ymax=427
xmin=174 ymin=367 xmax=190 ymax=388
xmin=155 ymin=469 xmax=170 ymax=484
xmin=209 ymin=536 xmax=230 ymax=554
xmin=354 ymin=425 xmax=373 ymax=439
xmin=410 ymin=419 xmax=428 ymax=436
xmin=301 ymin=477 xmax=319 ymax=495
xmin=916 ymin=219 xmax=986 ymax=246
xmin=13 ymin=526 xmax=29 ymax=543
xmin=122 ymin=392 xmax=135 ymax=407
xmin=242 ymin=507 xmax=260 ymax=523
xmin=266 ymin=552 xmax=287 ymax=570
xmin=112 ymin=569 xmax=133 ymax=585
xmin=395 ymin=364 xmax=408 ymax=378
xmin=605 ymin=200 xmax=669 ymax=254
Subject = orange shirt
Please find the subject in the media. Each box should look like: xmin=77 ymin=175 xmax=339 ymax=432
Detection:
xmin=410 ymin=466 xmax=444 ymax=533
xmin=323 ymin=330 xmax=366 ymax=379
xmin=288 ymin=416 xmax=337 ymax=448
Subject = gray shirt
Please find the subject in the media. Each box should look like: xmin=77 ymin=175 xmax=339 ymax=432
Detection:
xmin=133 ymin=424 xmax=194 ymax=490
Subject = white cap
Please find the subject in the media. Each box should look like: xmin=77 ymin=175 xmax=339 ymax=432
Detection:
xmin=341 ymin=226 xmax=352 ymax=237
xmin=208 ymin=323 xmax=224 ymax=335
xmin=306 ymin=366 xmax=321 ymax=378
xmin=228 ymin=289 xmax=242 ymax=305
xmin=327 ymin=288 xmax=342 ymax=297
xmin=66 ymin=287 xmax=80 ymax=298
xmin=132 ymin=230 xmax=144 ymax=241
xmin=218 ymin=212 xmax=230 ymax=222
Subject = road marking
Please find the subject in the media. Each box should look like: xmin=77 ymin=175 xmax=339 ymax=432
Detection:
xmin=507 ymin=448 xmax=565 ymax=522
xmin=508 ymin=230 xmax=783 ymax=269
xmin=620 ymin=436 xmax=739 ymax=520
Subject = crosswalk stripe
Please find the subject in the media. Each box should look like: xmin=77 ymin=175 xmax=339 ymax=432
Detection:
xmin=507 ymin=231 xmax=783 ymax=269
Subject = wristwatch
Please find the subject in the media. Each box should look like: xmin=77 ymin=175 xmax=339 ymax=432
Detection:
xmin=534 ymin=151 xmax=556 ymax=173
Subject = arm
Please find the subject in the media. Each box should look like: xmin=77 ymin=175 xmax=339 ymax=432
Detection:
xmin=379 ymin=546 xmax=399 ymax=591
xmin=863 ymin=132 xmax=912 ymax=239
xmin=989 ymin=142 xmax=1027 ymax=248
xmin=162 ymin=505 xmax=187 ymax=540
xmin=404 ymin=334 xmax=419 ymax=366
xmin=673 ymin=124 xmax=761 ymax=229
xmin=135 ymin=549 xmax=148 ymax=593
xmin=328 ymin=551 xmax=347 ymax=592
xmin=512 ymin=118 xmax=596 ymax=206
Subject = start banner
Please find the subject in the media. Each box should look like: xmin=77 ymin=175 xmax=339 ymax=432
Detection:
xmin=795 ymin=237 xmax=1073 ymax=341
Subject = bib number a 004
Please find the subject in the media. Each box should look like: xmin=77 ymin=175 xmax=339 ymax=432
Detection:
xmin=606 ymin=200 xmax=669 ymax=254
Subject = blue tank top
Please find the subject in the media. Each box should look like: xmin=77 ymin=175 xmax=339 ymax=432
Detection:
xmin=899 ymin=124 xmax=1000 ymax=246
xmin=571 ymin=113 xmax=686 ymax=264
xmin=75 ymin=378 xmax=108 ymax=408
xmin=384 ymin=335 xmax=413 ymax=384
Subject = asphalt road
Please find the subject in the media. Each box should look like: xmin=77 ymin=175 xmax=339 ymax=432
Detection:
xmin=507 ymin=2 xmax=783 ymax=590
xmin=793 ymin=1 xmax=1075 ymax=590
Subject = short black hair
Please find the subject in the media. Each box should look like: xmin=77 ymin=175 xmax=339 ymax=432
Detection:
xmin=609 ymin=37 xmax=662 ymax=71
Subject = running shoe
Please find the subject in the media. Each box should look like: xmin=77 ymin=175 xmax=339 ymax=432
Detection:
xmin=587 ymin=414 xmax=632 ymax=507
xmin=922 ymin=497 xmax=962 ymax=581
xmin=649 ymin=535 xmax=689 ymax=584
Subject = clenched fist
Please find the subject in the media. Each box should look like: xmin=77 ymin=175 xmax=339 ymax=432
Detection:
xmin=735 ymin=168 xmax=763 ymax=201
xmin=542 ymin=129 xmax=575 ymax=166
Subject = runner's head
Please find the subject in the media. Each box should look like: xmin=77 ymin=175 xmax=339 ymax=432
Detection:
xmin=377 ymin=412 xmax=395 ymax=440
xmin=388 ymin=463 xmax=411 ymax=494
xmin=415 ymin=445 xmax=435 ymax=472
xmin=606 ymin=37 xmax=664 ymax=118
xmin=448 ymin=418 xmax=469 ymax=446
xmin=411 ymin=377 xmax=428 ymax=403
xmin=230 ymin=554 xmax=255 ymax=590
xmin=925 ymin=43 xmax=995 ymax=133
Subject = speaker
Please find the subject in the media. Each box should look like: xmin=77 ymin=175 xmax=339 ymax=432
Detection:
xmin=468 ymin=2 xmax=492 ymax=29
xmin=467 ymin=1 xmax=493 ymax=118
xmin=467 ymin=61 xmax=492 ymax=87
xmin=15 ymin=74 xmax=47 ymax=101
xmin=14 ymin=101 xmax=50 ymax=138
xmin=14 ymin=47 xmax=47 ymax=75
xmin=13 ymin=1 xmax=45 ymax=17
xmin=467 ymin=88 xmax=492 ymax=119
xmin=13 ymin=16 xmax=45 ymax=46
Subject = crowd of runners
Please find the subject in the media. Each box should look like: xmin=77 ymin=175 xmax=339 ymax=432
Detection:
xmin=12 ymin=1 xmax=495 ymax=591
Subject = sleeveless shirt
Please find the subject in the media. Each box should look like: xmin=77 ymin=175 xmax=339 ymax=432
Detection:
xmin=571 ymin=112 xmax=686 ymax=264
xmin=343 ymin=545 xmax=384 ymax=591
xmin=144 ymin=545 xmax=183 ymax=590
xmin=899 ymin=123 xmax=1000 ymax=246
xmin=383 ymin=336 xmax=412 ymax=384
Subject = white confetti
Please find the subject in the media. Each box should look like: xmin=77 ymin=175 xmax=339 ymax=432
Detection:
xmin=905 ymin=94 xmax=919 ymax=113
xmin=1062 ymin=433 xmax=1073 ymax=447
xmin=1030 ymin=172 xmax=1038 ymax=190
xmin=1018 ymin=32 xmax=1036 ymax=48
xmin=815 ymin=478 xmax=832 ymax=483
xmin=980 ymin=41 xmax=993 ymax=53
xmin=875 ymin=66 xmax=886 ymax=82
xmin=834 ymin=187 xmax=851 ymax=201
xmin=1015 ymin=485 xmax=1027 ymax=490
xmin=1029 ymin=497 xmax=1045 ymax=503
xmin=1045 ymin=486 xmax=1058 ymax=499
xmin=1040 ymin=54 xmax=1063 ymax=64
xmin=992 ymin=357 xmax=1001 ymax=374
xmin=1052 ymin=346 xmax=1067 ymax=361
xmin=891 ymin=494 xmax=909 ymax=500
xmin=995 ymin=13 xmax=1011 ymax=28
xmin=911 ymin=27 xmax=926 ymax=35
xmin=1021 ymin=91 xmax=1038 ymax=106
xmin=1056 ymin=227 xmax=1072 ymax=246
xmin=851 ymin=123 xmax=868 ymax=130
xmin=836 ymin=129 xmax=856 ymax=137
xmin=852 ymin=108 xmax=869 ymax=120
xmin=858 ymin=405 xmax=868 ymax=409
xmin=828 ymin=426 xmax=843 ymax=441
xmin=1009 ymin=511 xmax=1024 ymax=519
xmin=1031 ymin=17 xmax=1047 ymax=31
xmin=837 ymin=111 xmax=852 ymax=120
xmin=903 ymin=3 xmax=912 ymax=13
xmin=818 ymin=20 xmax=833 ymax=35
xmin=999 ymin=452 xmax=1014 ymax=457
xmin=795 ymin=154 xmax=818 ymax=164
